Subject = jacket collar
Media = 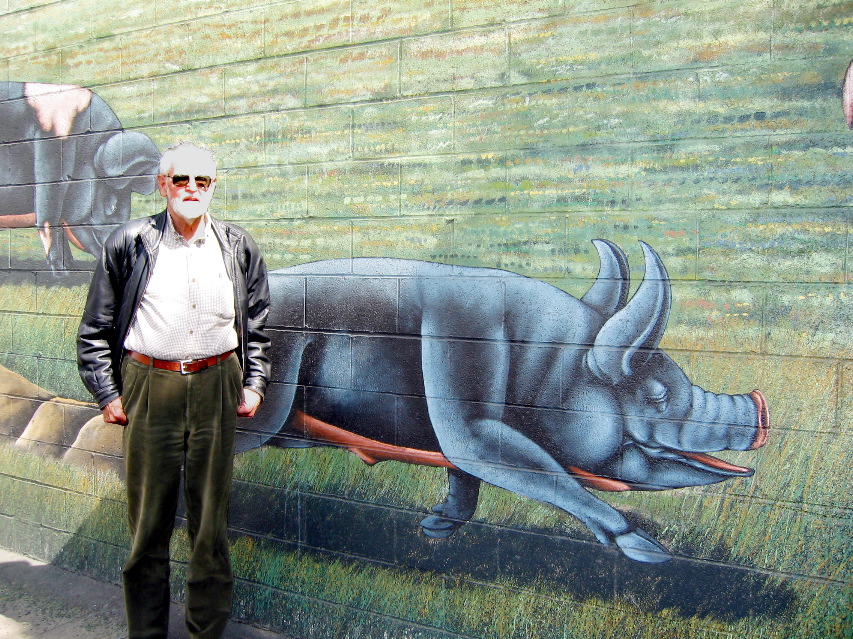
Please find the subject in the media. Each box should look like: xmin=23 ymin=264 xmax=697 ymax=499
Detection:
xmin=142 ymin=209 xmax=236 ymax=256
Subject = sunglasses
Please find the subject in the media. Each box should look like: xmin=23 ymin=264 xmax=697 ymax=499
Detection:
xmin=168 ymin=174 xmax=213 ymax=190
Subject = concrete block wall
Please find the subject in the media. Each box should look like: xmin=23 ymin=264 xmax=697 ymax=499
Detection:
xmin=0 ymin=1 xmax=850 ymax=637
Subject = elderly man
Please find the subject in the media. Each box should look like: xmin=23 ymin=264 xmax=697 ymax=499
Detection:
xmin=77 ymin=142 xmax=271 ymax=639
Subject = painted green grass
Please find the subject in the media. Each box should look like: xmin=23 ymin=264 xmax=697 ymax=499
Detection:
xmin=1 ymin=425 xmax=848 ymax=639
xmin=1 ymin=337 xmax=849 ymax=637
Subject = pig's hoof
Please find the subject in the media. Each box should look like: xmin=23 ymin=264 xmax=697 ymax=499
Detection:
xmin=614 ymin=529 xmax=672 ymax=563
xmin=420 ymin=514 xmax=463 ymax=539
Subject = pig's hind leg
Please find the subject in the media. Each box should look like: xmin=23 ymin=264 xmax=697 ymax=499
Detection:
xmin=420 ymin=467 xmax=481 ymax=538
xmin=234 ymin=332 xmax=309 ymax=454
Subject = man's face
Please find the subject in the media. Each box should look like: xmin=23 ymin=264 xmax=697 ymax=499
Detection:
xmin=157 ymin=150 xmax=217 ymax=222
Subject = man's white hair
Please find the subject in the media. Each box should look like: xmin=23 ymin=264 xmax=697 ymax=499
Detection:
xmin=159 ymin=141 xmax=217 ymax=175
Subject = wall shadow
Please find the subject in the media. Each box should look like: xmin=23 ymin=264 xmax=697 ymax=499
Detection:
xmin=229 ymin=480 xmax=798 ymax=623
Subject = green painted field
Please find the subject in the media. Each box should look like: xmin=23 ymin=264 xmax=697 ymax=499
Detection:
xmin=1 ymin=0 xmax=851 ymax=636
xmin=0 ymin=340 xmax=849 ymax=638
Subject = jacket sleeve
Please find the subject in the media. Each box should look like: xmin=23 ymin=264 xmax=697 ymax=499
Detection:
xmin=241 ymin=232 xmax=271 ymax=398
xmin=76 ymin=235 xmax=124 ymax=409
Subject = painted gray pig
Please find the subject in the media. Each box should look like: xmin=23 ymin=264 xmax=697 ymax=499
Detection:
xmin=239 ymin=241 xmax=769 ymax=563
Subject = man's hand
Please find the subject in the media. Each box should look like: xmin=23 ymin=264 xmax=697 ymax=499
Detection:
xmin=102 ymin=397 xmax=128 ymax=425
xmin=237 ymin=388 xmax=262 ymax=418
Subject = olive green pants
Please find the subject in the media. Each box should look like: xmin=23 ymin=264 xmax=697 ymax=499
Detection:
xmin=121 ymin=353 xmax=242 ymax=639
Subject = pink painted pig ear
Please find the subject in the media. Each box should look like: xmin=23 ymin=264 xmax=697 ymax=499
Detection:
xmin=844 ymin=59 xmax=853 ymax=130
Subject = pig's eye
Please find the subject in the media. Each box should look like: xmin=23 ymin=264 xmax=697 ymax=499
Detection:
xmin=646 ymin=380 xmax=669 ymax=413
xmin=647 ymin=388 xmax=668 ymax=412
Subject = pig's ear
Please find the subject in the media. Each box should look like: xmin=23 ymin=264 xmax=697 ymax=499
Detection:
xmin=586 ymin=242 xmax=671 ymax=384
xmin=844 ymin=59 xmax=853 ymax=130
xmin=581 ymin=239 xmax=630 ymax=317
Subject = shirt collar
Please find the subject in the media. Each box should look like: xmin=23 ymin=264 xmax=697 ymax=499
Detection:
xmin=165 ymin=212 xmax=209 ymax=246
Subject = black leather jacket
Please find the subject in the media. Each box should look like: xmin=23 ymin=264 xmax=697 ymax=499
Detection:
xmin=77 ymin=210 xmax=271 ymax=409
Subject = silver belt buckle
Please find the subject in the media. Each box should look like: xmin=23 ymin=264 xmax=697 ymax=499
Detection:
xmin=179 ymin=359 xmax=193 ymax=374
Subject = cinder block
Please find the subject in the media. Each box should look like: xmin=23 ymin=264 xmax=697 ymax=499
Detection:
xmin=61 ymin=39 xmax=123 ymax=87
xmin=153 ymin=68 xmax=224 ymax=124
xmin=402 ymin=27 xmax=508 ymax=96
xmin=265 ymin=252 xmax=308 ymax=320
xmin=89 ymin=0 xmax=154 ymax=38
xmin=668 ymin=282 xmax=766 ymax=354
xmin=744 ymin=440 xmax=853 ymax=537
xmin=308 ymin=160 xmax=400 ymax=218
xmin=631 ymin=0 xmax=772 ymax=74
xmin=94 ymin=79 xmax=155 ymax=128
xmin=604 ymin=71 xmax=700 ymax=144
xmin=400 ymin=154 xmax=507 ymax=217
xmin=120 ymin=23 xmax=190 ymax=81
xmin=352 ymin=0 xmax=450 ymax=41
xmin=11 ymin=314 xmax=77 ymax=359
xmin=561 ymin=210 xmax=697 ymax=279
xmin=306 ymin=275 xmax=398 ymax=332
xmin=9 ymin=50 xmax=62 ymax=84
xmin=771 ymin=0 xmax=852 ymax=60
xmin=153 ymin=68 xmax=225 ymax=123
xmin=840 ymin=362 xmax=853 ymax=434
xmin=0 ymin=274 xmax=37 ymax=313
xmin=454 ymin=85 xmax=574 ymax=153
xmin=187 ymin=8 xmax=264 ymax=69
xmin=696 ymin=56 xmax=845 ymax=137
xmin=26 ymin=0 xmax=91 ymax=53
xmin=307 ymin=42 xmax=399 ymax=106
xmin=85 ymin=0 xmax=151 ymax=39
xmin=698 ymin=208 xmax=847 ymax=283
xmin=632 ymin=137 xmax=773 ymax=211
xmin=37 ymin=356 xmax=88 ymax=403
xmin=510 ymin=10 xmax=632 ymax=85
xmin=451 ymin=213 xmax=569 ymax=279
xmin=154 ymin=0 xmax=231 ymax=26
xmin=351 ymin=217 xmax=454 ymax=262
xmin=132 ymin=122 xmax=192 ymax=153
xmin=452 ymin=0 xmax=564 ymax=30
xmin=192 ymin=113 xmax=264 ymax=169
xmin=769 ymin=133 xmax=853 ymax=209
xmin=224 ymin=164 xmax=307 ymax=221
xmin=0 ymin=11 xmax=37 ymax=58
xmin=239 ymin=218 xmax=353 ymax=270
xmin=265 ymin=106 xmax=352 ymax=165
xmin=353 ymin=97 xmax=453 ymax=158
xmin=224 ymin=56 xmax=306 ymax=115
xmin=765 ymin=283 xmax=853 ymax=359
xmin=264 ymin=0 xmax=352 ymax=56
xmin=506 ymin=148 xmax=631 ymax=215
xmin=9 ymin=227 xmax=46 ymax=269
xmin=0 ymin=313 xmax=10 ymax=352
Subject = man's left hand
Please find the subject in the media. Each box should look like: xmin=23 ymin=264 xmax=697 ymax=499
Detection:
xmin=237 ymin=388 xmax=262 ymax=417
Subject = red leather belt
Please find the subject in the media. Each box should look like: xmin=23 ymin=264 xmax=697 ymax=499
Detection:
xmin=127 ymin=350 xmax=233 ymax=375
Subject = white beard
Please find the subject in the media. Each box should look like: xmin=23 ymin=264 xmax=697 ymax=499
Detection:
xmin=171 ymin=198 xmax=207 ymax=221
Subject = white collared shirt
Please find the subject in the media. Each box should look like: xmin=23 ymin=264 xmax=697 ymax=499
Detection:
xmin=124 ymin=214 xmax=239 ymax=360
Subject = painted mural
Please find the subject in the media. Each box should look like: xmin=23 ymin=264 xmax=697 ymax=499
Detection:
xmin=0 ymin=82 xmax=159 ymax=271
xmin=239 ymin=242 xmax=770 ymax=564
xmin=0 ymin=1 xmax=850 ymax=638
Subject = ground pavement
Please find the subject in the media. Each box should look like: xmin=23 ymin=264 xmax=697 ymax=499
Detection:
xmin=0 ymin=548 xmax=294 ymax=639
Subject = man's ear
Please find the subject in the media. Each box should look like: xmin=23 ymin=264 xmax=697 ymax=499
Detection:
xmin=156 ymin=174 xmax=169 ymax=197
